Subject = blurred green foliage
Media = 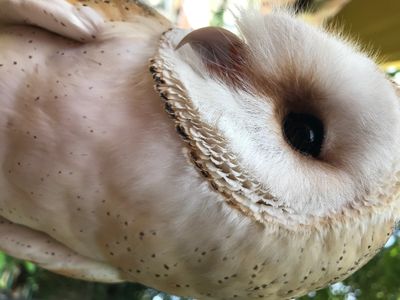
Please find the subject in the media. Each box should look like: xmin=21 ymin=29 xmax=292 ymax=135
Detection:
xmin=210 ymin=0 xmax=228 ymax=27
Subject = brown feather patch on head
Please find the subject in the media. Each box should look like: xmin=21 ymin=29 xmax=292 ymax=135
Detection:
xmin=176 ymin=27 xmax=255 ymax=89
xmin=176 ymin=27 xmax=323 ymax=116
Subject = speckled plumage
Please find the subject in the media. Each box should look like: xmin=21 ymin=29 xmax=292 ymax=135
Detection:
xmin=0 ymin=1 xmax=399 ymax=299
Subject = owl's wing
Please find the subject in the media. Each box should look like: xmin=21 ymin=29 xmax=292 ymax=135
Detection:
xmin=0 ymin=0 xmax=170 ymax=42
xmin=0 ymin=216 xmax=123 ymax=282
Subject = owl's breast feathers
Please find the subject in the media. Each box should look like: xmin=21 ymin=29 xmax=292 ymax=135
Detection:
xmin=0 ymin=0 xmax=171 ymax=286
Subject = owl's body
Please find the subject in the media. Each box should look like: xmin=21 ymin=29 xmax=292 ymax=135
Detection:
xmin=0 ymin=1 xmax=399 ymax=299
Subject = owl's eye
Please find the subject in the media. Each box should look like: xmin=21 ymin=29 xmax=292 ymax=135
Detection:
xmin=283 ymin=112 xmax=324 ymax=158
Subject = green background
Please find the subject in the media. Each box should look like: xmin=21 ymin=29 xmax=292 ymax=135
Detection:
xmin=333 ymin=0 xmax=400 ymax=64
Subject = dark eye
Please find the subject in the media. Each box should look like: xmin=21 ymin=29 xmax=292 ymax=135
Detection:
xmin=283 ymin=112 xmax=324 ymax=158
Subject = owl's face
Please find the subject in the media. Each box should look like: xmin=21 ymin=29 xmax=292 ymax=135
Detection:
xmin=152 ymin=10 xmax=400 ymax=226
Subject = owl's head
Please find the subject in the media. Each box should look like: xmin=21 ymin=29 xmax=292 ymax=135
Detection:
xmin=146 ymin=8 xmax=400 ymax=299
xmin=151 ymin=9 xmax=400 ymax=227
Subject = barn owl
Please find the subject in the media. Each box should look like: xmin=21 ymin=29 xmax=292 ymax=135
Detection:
xmin=0 ymin=0 xmax=399 ymax=299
